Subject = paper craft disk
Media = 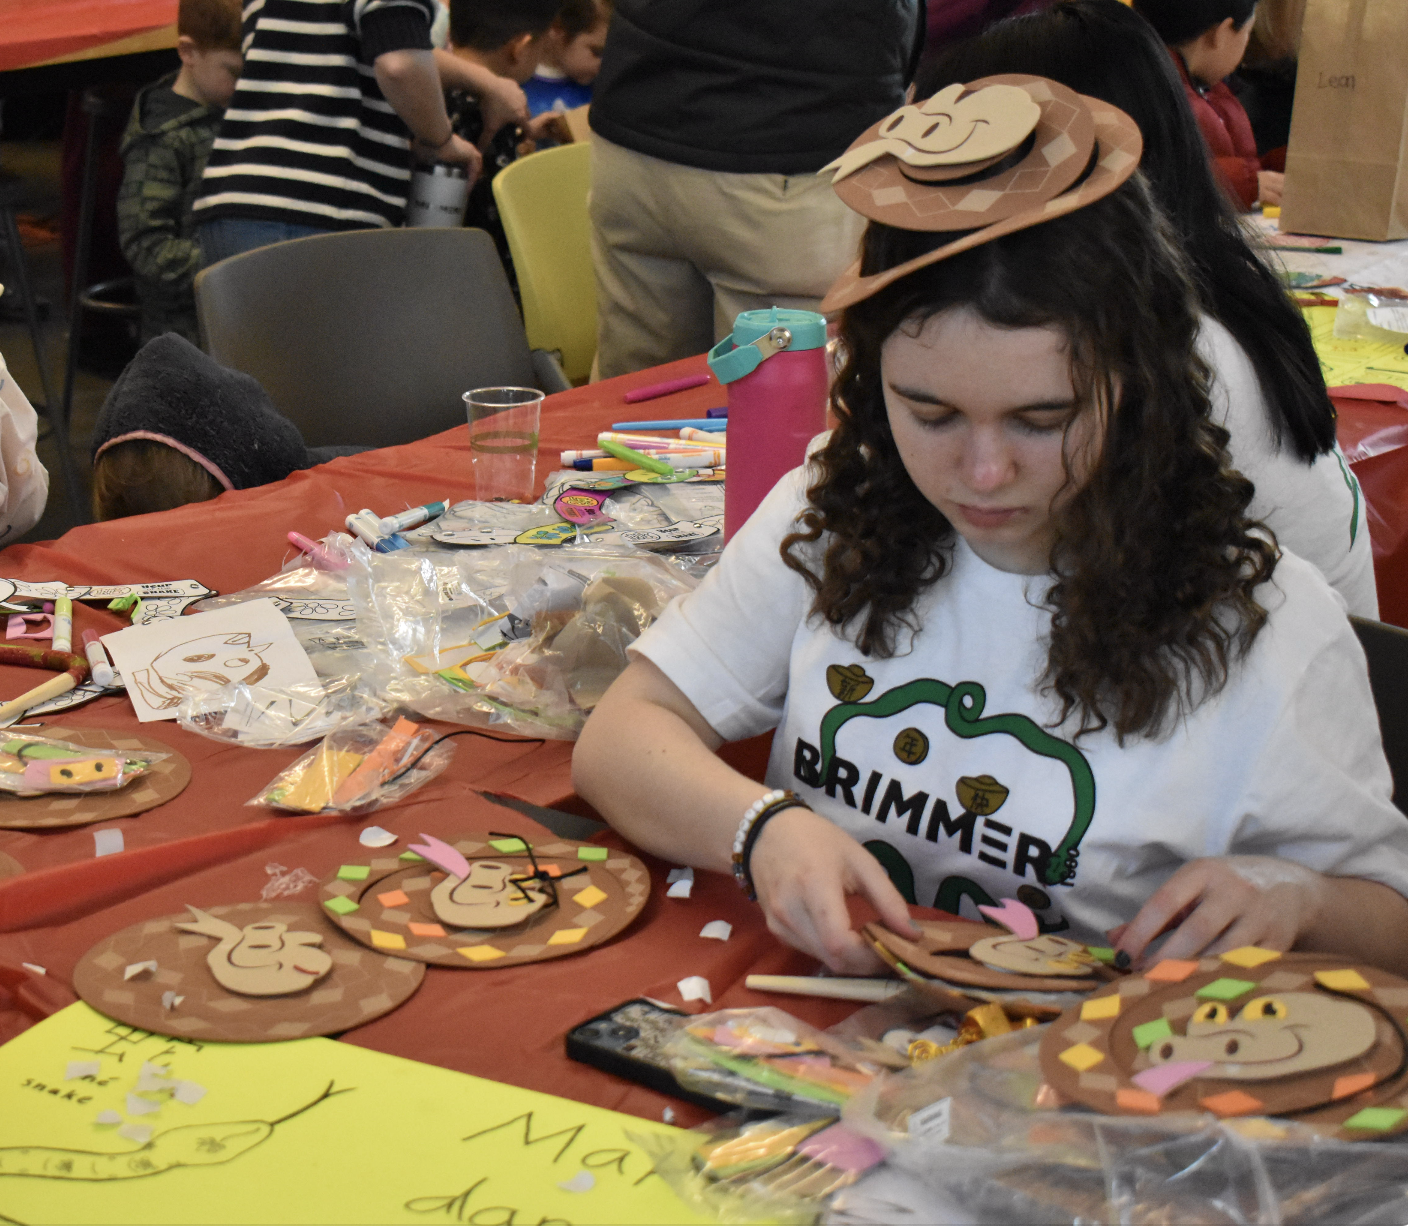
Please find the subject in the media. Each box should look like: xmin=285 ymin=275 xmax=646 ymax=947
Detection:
xmin=319 ymin=836 xmax=650 ymax=968
xmin=1038 ymin=950 xmax=1408 ymax=1140
xmin=0 ymin=727 xmax=190 ymax=830
xmin=73 ymin=902 xmax=424 ymax=1042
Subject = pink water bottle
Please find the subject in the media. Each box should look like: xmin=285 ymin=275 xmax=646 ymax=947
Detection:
xmin=708 ymin=307 xmax=830 ymax=541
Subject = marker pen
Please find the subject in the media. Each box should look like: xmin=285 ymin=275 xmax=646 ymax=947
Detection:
xmin=560 ymin=449 xmax=612 ymax=463
xmin=288 ymin=531 xmax=350 ymax=571
xmin=598 ymin=431 xmax=717 ymax=452
xmin=610 ymin=418 xmax=725 ymax=432
xmin=573 ymin=458 xmax=636 ymax=471
xmin=82 ymin=629 xmax=116 ymax=687
xmin=346 ymin=510 xmax=409 ymax=553
xmin=379 ymin=499 xmax=448 ymax=535
xmin=52 ymin=596 xmax=73 ymax=653
xmin=597 ymin=439 xmax=676 ymax=476
xmin=679 ymin=427 xmax=727 ymax=445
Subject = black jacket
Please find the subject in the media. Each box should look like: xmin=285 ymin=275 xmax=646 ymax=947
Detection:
xmin=589 ymin=0 xmax=925 ymax=175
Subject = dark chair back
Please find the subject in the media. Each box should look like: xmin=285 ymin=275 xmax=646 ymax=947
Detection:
xmin=1352 ymin=615 xmax=1408 ymax=812
xmin=195 ymin=227 xmax=539 ymax=448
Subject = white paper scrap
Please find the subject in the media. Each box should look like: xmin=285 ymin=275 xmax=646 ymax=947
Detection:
xmin=21 ymin=963 xmax=45 ymax=976
xmin=94 ymin=1109 xmax=122 ymax=1125
xmin=161 ymin=991 xmax=186 ymax=1011
xmin=557 ymin=1170 xmax=596 ymax=1193
xmin=102 ymin=597 xmax=319 ymax=723
xmin=665 ymin=879 xmax=693 ymax=899
xmin=662 ymin=1107 xmax=675 ymax=1124
xmin=122 ymin=960 xmax=157 ymax=981
xmin=676 ymin=976 xmax=712 ymax=1004
xmin=65 ymin=1061 xmax=101 ymax=1079
xmin=135 ymin=1068 xmax=173 ymax=1093
xmin=666 ymin=867 xmax=694 ymax=884
xmin=94 ymin=828 xmax=124 ymax=857
xmin=117 ymin=1122 xmax=153 ymax=1144
xmin=359 ymin=825 xmax=397 ymax=848
xmin=699 ymin=920 xmax=733 ymax=942
xmin=126 ymin=1094 xmax=161 ymax=1116
xmin=173 ymin=1081 xmax=207 ymax=1106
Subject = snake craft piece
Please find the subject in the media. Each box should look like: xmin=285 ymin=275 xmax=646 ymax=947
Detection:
xmin=0 ymin=1082 xmax=348 ymax=1181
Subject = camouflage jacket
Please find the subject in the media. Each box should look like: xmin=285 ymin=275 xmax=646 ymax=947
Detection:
xmin=117 ymin=74 xmax=222 ymax=343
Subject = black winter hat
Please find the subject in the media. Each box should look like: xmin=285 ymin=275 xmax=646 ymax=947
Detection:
xmin=92 ymin=332 xmax=311 ymax=491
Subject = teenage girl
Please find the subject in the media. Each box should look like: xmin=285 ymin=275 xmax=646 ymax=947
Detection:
xmin=573 ymin=78 xmax=1408 ymax=978
xmin=918 ymin=0 xmax=1375 ymax=618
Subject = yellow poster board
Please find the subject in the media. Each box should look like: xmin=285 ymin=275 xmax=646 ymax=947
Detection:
xmin=1304 ymin=305 xmax=1408 ymax=392
xmin=0 ymin=1003 xmax=710 ymax=1226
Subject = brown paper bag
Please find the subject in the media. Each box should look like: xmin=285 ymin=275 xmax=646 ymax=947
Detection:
xmin=1281 ymin=0 xmax=1408 ymax=240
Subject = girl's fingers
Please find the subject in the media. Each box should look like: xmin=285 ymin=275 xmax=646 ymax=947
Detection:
xmin=1148 ymin=892 xmax=1242 ymax=963
xmin=848 ymin=849 xmax=921 ymax=937
xmin=1118 ymin=863 xmax=1215 ymax=962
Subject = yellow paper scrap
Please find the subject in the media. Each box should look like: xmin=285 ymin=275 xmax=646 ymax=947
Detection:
xmin=368 ymin=930 xmax=407 ymax=950
xmin=1220 ymin=946 xmax=1281 ymax=969
xmin=1315 ymin=968 xmax=1372 ymax=991
xmin=0 ymin=1002 xmax=706 ymax=1225
xmin=458 ymin=945 xmax=505 ymax=962
xmin=547 ymin=928 xmax=589 ymax=945
xmin=1058 ymin=1043 xmax=1105 ymax=1072
xmin=572 ymin=886 xmax=607 ymax=909
xmin=276 ymin=746 xmax=364 ymax=813
xmin=1080 ymin=996 xmax=1121 ymax=1021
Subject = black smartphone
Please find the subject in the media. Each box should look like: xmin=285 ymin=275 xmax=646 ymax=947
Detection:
xmin=565 ymin=997 xmax=734 ymax=1113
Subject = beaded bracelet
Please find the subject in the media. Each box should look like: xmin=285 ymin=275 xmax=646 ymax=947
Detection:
xmin=731 ymin=789 xmax=800 ymax=900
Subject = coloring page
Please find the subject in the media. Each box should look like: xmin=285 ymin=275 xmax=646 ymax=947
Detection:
xmin=101 ymin=599 xmax=319 ymax=723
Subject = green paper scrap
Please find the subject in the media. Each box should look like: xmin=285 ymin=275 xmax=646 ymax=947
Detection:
xmin=1131 ymin=1017 xmax=1174 ymax=1049
xmin=489 ymin=838 xmax=530 ymax=854
xmin=578 ymin=846 xmax=609 ymax=861
xmin=337 ymin=865 xmax=371 ymax=881
xmin=1343 ymin=1106 xmax=1408 ymax=1132
xmin=325 ymin=896 xmax=360 ymax=916
xmin=399 ymin=850 xmax=425 ymax=861
xmin=1087 ymin=946 xmax=1116 ymax=963
xmin=1194 ymin=978 xmax=1257 ymax=1001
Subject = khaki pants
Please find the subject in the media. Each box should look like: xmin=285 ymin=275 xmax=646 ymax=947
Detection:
xmin=589 ymin=135 xmax=864 ymax=378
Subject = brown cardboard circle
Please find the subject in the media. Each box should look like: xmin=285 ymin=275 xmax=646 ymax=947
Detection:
xmin=1038 ymin=952 xmax=1408 ymax=1140
xmin=866 ymin=919 xmax=1109 ymax=992
xmin=73 ymin=902 xmax=423 ymax=1042
xmin=318 ymin=835 xmax=651 ymax=968
xmin=0 ymin=727 xmax=191 ymax=829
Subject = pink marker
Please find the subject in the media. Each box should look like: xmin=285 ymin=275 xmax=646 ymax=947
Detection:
xmin=622 ymin=373 xmax=710 ymax=404
xmin=288 ymin=531 xmax=349 ymax=571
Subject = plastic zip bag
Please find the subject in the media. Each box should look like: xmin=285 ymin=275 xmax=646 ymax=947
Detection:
xmin=0 ymin=734 xmax=167 ymax=794
xmin=248 ymin=718 xmax=452 ymax=814
xmin=176 ymin=677 xmax=386 ymax=748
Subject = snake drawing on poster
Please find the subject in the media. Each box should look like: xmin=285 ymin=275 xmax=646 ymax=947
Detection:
xmin=100 ymin=599 xmax=320 ymax=722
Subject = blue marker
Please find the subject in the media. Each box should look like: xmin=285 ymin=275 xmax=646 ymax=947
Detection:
xmin=379 ymin=499 xmax=449 ymax=536
xmin=346 ymin=510 xmax=409 ymax=552
xmin=610 ymin=418 xmax=726 ymax=432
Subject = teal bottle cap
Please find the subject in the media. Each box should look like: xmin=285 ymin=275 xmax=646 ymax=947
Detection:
xmin=707 ymin=306 xmax=828 ymax=384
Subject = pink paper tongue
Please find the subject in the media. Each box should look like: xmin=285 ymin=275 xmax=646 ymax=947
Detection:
xmin=1132 ymin=1060 xmax=1213 ymax=1097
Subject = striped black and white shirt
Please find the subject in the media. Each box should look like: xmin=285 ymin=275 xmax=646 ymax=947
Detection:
xmin=194 ymin=0 xmax=434 ymax=230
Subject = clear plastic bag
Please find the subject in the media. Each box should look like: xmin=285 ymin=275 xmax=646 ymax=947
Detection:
xmin=176 ymin=677 xmax=386 ymax=748
xmin=840 ymin=1027 xmax=1408 ymax=1225
xmin=634 ymin=1108 xmax=885 ymax=1225
xmin=247 ymin=718 xmax=453 ymax=814
xmin=0 ymin=734 xmax=168 ymax=795
xmin=666 ymin=1008 xmax=886 ymax=1116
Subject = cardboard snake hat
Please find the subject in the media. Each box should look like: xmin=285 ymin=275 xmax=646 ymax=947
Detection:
xmin=819 ymin=74 xmax=1144 ymax=312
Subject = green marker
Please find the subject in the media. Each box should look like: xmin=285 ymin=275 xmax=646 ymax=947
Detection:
xmin=597 ymin=438 xmax=676 ymax=477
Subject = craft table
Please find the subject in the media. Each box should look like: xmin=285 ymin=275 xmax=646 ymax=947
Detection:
xmin=0 ymin=357 xmax=857 ymax=1132
xmin=0 ymin=0 xmax=177 ymax=74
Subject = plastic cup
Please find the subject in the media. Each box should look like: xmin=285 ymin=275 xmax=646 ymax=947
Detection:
xmin=463 ymin=387 xmax=543 ymax=502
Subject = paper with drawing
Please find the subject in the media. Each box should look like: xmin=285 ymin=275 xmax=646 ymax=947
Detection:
xmin=101 ymin=600 xmax=319 ymax=722
xmin=0 ymin=1002 xmax=704 ymax=1226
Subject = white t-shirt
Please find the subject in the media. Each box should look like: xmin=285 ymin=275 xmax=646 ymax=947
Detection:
xmin=632 ymin=469 xmax=1408 ymax=944
xmin=0 ymin=352 xmax=48 ymax=546
xmin=1201 ymin=317 xmax=1377 ymax=618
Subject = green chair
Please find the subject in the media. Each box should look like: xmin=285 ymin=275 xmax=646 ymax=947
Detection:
xmin=493 ymin=142 xmax=595 ymax=385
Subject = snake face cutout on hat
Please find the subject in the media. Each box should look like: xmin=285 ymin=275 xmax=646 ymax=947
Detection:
xmin=176 ymin=905 xmax=333 ymax=996
xmin=408 ymin=834 xmax=552 ymax=929
xmin=820 ymin=75 xmax=1143 ymax=312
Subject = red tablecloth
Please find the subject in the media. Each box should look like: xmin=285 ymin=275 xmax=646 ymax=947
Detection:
xmin=0 ymin=0 xmax=176 ymax=72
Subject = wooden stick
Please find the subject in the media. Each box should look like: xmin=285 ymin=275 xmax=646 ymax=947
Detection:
xmin=744 ymin=975 xmax=906 ymax=1002
xmin=0 ymin=672 xmax=84 ymax=726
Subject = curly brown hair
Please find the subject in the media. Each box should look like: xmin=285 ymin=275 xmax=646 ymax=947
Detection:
xmin=782 ymin=176 xmax=1278 ymax=742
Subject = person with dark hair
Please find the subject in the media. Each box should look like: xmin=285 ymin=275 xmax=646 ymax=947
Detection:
xmin=587 ymin=0 xmax=925 ymax=377
xmin=1131 ymin=0 xmax=1282 ymax=209
xmin=917 ymin=0 xmax=1374 ymax=618
xmin=572 ymin=78 xmax=1408 ymax=977
xmin=523 ymin=0 xmax=611 ymax=115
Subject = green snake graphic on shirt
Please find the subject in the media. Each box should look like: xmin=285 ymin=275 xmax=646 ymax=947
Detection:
xmin=792 ymin=671 xmax=1095 ymax=922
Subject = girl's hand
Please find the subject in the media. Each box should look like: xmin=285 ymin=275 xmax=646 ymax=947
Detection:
xmin=1257 ymin=170 xmax=1285 ymax=207
xmin=1116 ymin=855 xmax=1328 ymax=967
xmin=748 ymin=807 xmax=919 ymax=973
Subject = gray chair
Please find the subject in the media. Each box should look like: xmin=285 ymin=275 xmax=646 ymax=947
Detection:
xmin=194 ymin=226 xmax=569 ymax=449
xmin=1352 ymin=615 xmax=1408 ymax=814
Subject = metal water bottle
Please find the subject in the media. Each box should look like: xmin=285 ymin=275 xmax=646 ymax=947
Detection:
xmin=404 ymin=163 xmax=470 ymax=228
xmin=707 ymin=307 xmax=830 ymax=540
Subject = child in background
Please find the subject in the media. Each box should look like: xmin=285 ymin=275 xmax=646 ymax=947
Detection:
xmin=523 ymin=0 xmax=611 ymax=116
xmin=116 ymin=0 xmax=242 ymax=343
xmin=1132 ymin=0 xmax=1284 ymax=209
xmin=0 ymin=349 xmax=49 ymax=545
